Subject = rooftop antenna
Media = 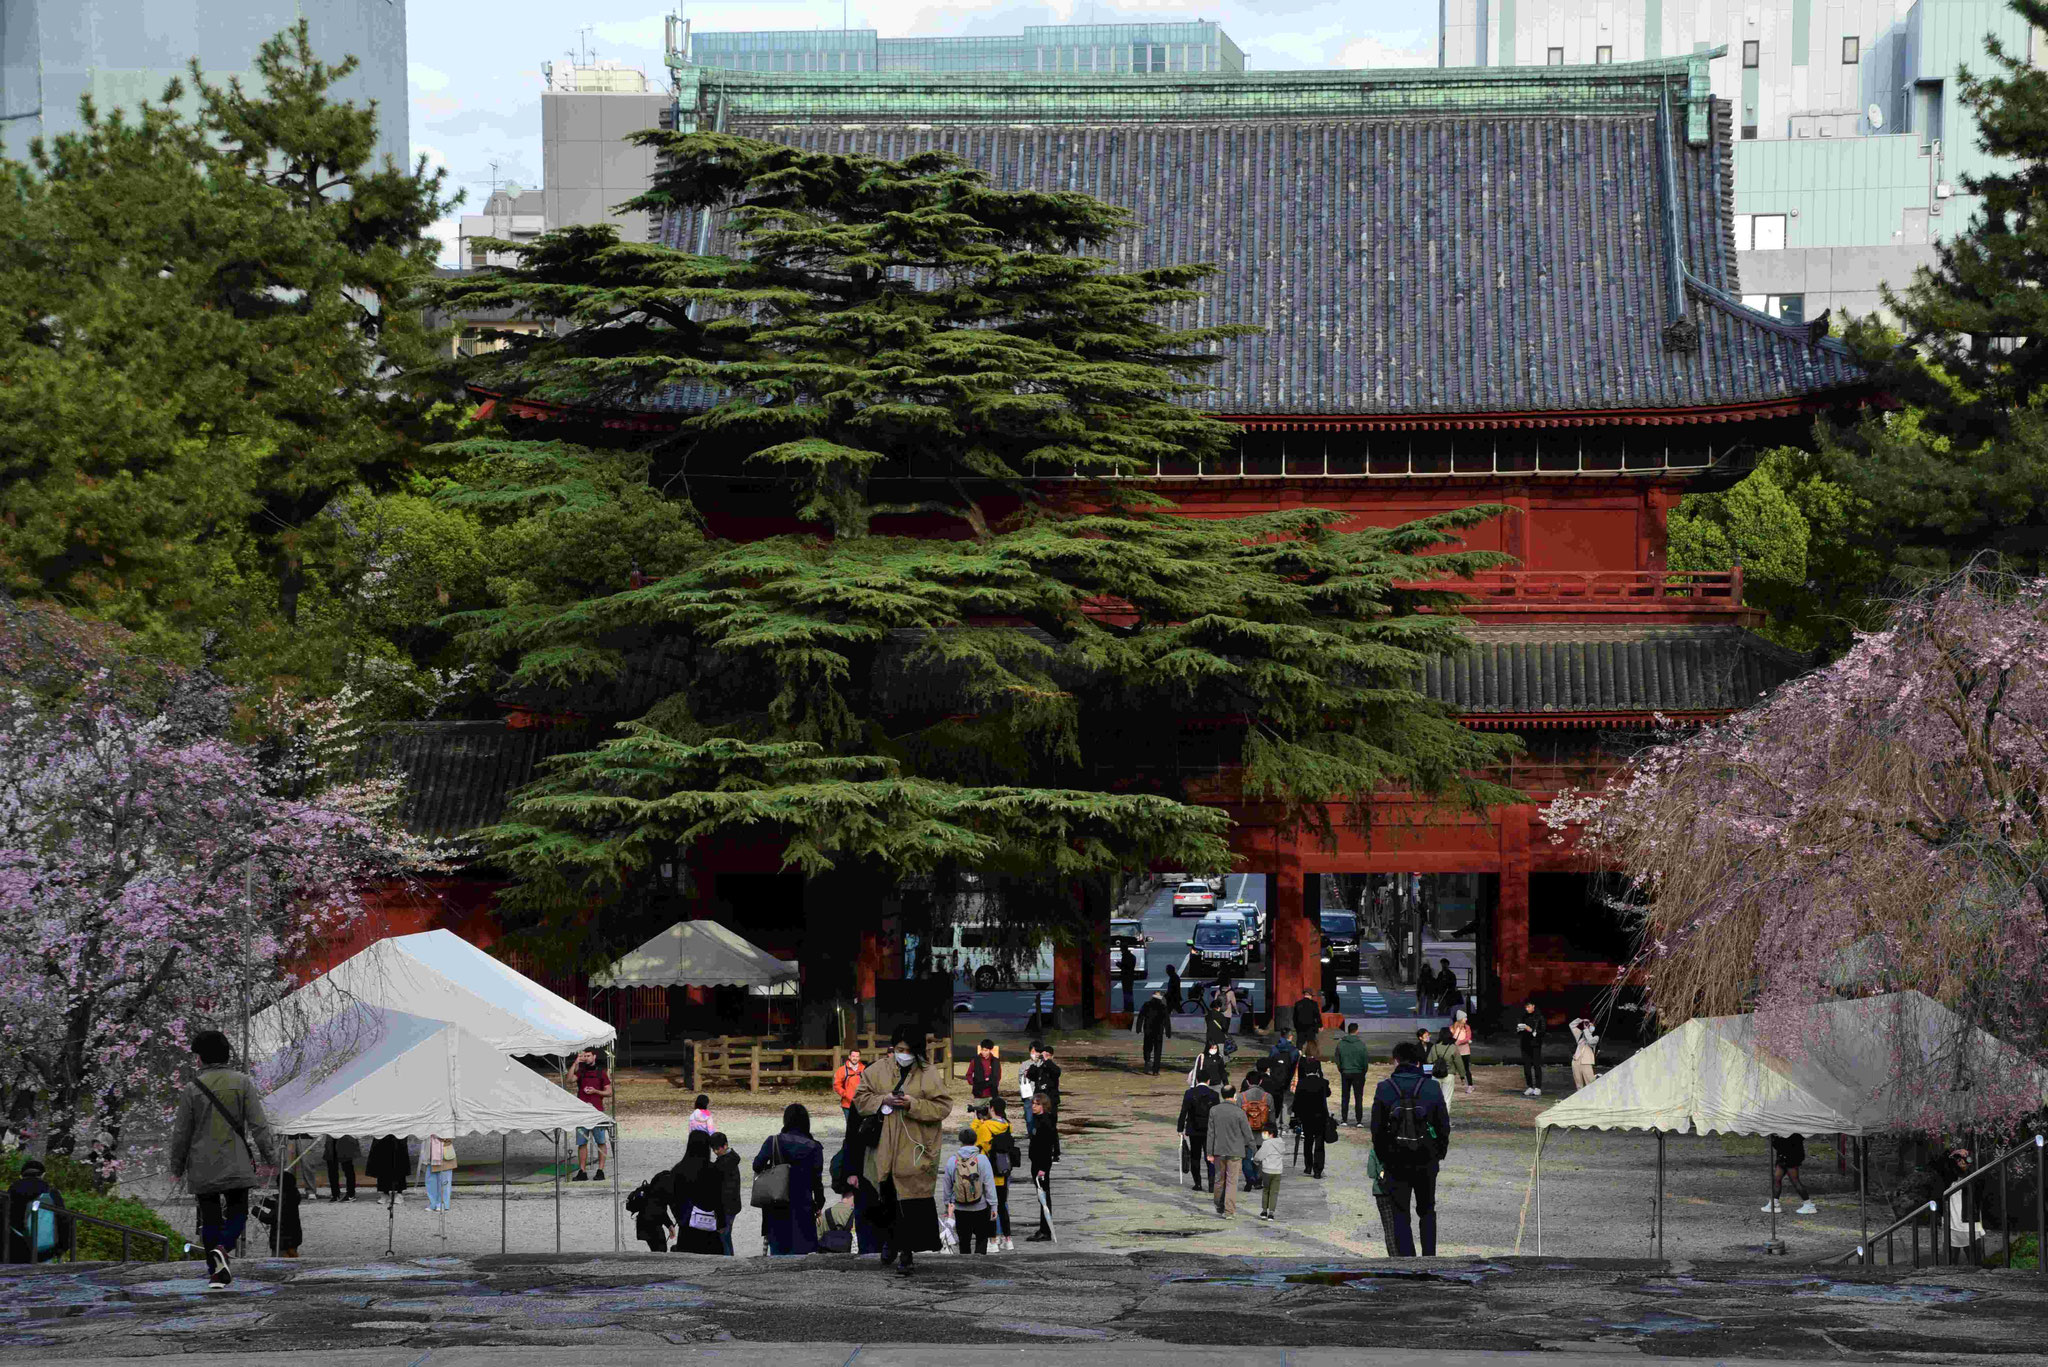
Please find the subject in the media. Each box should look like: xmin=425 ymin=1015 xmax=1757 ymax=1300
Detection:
xmin=576 ymin=25 xmax=596 ymax=66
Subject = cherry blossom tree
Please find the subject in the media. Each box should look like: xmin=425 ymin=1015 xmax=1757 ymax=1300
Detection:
xmin=1544 ymin=569 xmax=2048 ymax=1130
xmin=0 ymin=610 xmax=408 ymax=1170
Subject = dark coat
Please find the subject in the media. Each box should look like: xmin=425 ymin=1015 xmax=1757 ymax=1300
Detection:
xmin=672 ymin=1163 xmax=726 ymax=1255
xmin=1027 ymin=1113 xmax=1060 ymax=1172
xmin=366 ymin=1136 xmax=410 ymax=1193
xmin=635 ymin=1170 xmax=679 ymax=1241
xmin=1518 ymin=1008 xmax=1548 ymax=1057
xmin=5 ymin=1176 xmax=63 ymax=1263
xmin=1135 ymin=997 xmax=1173 ymax=1040
xmin=1177 ymin=1083 xmax=1220 ymax=1137
xmin=1163 ymin=966 xmax=1184 ymax=1006
xmin=1203 ymin=1007 xmax=1229 ymax=1047
xmin=965 ymin=1053 xmax=1002 ymax=1099
xmin=1293 ymin=1070 xmax=1333 ymax=1124
xmin=753 ymin=1130 xmax=826 ymax=1255
xmin=714 ymin=1149 xmax=743 ymax=1221
xmin=264 ymin=1172 xmax=303 ymax=1253
xmin=1292 ymin=996 xmax=1323 ymax=1034
xmin=1265 ymin=1039 xmax=1299 ymax=1095
xmin=1371 ymin=1063 xmax=1452 ymax=1170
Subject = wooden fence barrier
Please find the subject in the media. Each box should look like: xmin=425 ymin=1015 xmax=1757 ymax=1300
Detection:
xmin=693 ymin=1032 xmax=957 ymax=1093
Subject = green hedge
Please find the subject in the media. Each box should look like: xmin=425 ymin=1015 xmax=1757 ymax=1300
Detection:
xmin=1 ymin=1149 xmax=194 ymax=1261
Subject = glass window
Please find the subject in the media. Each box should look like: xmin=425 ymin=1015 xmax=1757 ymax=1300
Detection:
xmin=1547 ymin=46 xmax=1565 ymax=65
xmin=1596 ymin=45 xmax=1613 ymax=64
xmin=1742 ymin=122 xmax=1759 ymax=140
xmin=1193 ymin=924 xmax=1240 ymax=950
xmin=1319 ymin=912 xmax=1358 ymax=937
xmin=1743 ymin=40 xmax=1760 ymax=67
xmin=1843 ymin=36 xmax=1860 ymax=63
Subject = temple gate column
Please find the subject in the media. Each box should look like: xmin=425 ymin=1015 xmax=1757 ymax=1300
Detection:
xmin=1266 ymin=848 xmax=1317 ymax=1025
xmin=1495 ymin=805 xmax=1533 ymax=1008
xmin=1053 ymin=943 xmax=1084 ymax=1031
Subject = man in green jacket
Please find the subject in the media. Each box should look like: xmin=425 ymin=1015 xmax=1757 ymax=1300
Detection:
xmin=169 ymin=1031 xmax=275 ymax=1288
xmin=1334 ymin=1023 xmax=1372 ymax=1128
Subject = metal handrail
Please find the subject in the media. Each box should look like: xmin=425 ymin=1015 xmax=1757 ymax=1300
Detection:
xmin=8 ymin=1197 xmax=175 ymax=1265
xmin=1821 ymin=1133 xmax=2044 ymax=1275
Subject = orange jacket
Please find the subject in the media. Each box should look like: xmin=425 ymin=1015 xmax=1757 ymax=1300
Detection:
xmin=833 ymin=1060 xmax=862 ymax=1109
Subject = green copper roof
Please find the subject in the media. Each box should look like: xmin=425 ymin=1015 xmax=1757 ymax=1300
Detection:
xmin=670 ymin=53 xmax=1723 ymax=127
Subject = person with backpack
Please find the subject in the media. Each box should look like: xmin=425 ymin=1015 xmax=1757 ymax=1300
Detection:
xmin=752 ymin=1103 xmax=827 ymax=1256
xmin=1335 ymin=1023 xmax=1372 ymax=1127
xmin=630 ymin=1167 xmax=679 ymax=1251
xmin=941 ymin=1126 xmax=998 ymax=1254
xmin=1237 ymin=1072 xmax=1272 ymax=1191
xmin=972 ymin=1098 xmax=1022 ymax=1252
xmin=168 ymin=1030 xmax=275 ymax=1288
xmin=1293 ymin=1058 xmax=1333 ymax=1179
xmin=1204 ymin=1084 xmax=1257 ymax=1216
xmin=1265 ymin=1029 xmax=1300 ymax=1131
xmin=1371 ymin=1039 xmax=1452 ymax=1256
xmin=1135 ymin=990 xmax=1173 ymax=1074
xmin=1176 ymin=1073 xmax=1221 ymax=1191
xmin=5 ymin=1158 xmax=64 ymax=1263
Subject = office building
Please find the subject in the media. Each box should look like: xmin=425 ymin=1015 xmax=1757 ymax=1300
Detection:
xmin=0 ymin=0 xmax=407 ymax=165
xmin=684 ymin=21 xmax=1245 ymax=75
xmin=1439 ymin=0 xmax=2036 ymax=319
xmin=541 ymin=60 xmax=672 ymax=243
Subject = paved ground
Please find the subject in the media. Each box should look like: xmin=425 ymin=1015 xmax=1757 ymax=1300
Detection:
xmin=4 ymin=1250 xmax=2042 ymax=1362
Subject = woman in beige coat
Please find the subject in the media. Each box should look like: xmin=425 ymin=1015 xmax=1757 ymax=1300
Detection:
xmin=854 ymin=1024 xmax=953 ymax=1274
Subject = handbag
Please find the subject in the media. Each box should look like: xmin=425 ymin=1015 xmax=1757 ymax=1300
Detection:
xmin=1324 ymin=1116 xmax=1341 ymax=1144
xmin=687 ymin=1205 xmax=719 ymax=1232
xmin=749 ymin=1136 xmax=792 ymax=1209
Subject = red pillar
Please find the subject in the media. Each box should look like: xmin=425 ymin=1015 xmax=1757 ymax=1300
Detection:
xmin=1053 ymin=943 xmax=1084 ymax=1031
xmin=855 ymin=927 xmax=882 ymax=1035
xmin=1267 ymin=849 xmax=1317 ymax=1024
xmin=1496 ymin=805 xmax=1533 ymax=1008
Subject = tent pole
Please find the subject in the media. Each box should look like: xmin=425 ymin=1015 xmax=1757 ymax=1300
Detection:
xmin=501 ymin=1134 xmax=508 ymax=1255
xmin=612 ymin=1143 xmax=622 ymax=1252
xmin=1534 ymin=1128 xmax=1545 ymax=1256
xmin=553 ymin=1129 xmax=562 ymax=1253
xmin=1859 ymin=1135 xmax=1869 ymax=1267
xmin=1656 ymin=1132 xmax=1666 ymax=1262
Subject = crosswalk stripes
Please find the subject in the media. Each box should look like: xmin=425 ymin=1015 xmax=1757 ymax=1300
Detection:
xmin=1349 ymin=981 xmax=1391 ymax=1016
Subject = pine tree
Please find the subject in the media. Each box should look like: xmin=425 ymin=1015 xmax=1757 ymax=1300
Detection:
xmin=0 ymin=23 xmax=453 ymax=681
xmin=1832 ymin=0 xmax=2048 ymax=571
xmin=435 ymin=134 xmax=1518 ymax=990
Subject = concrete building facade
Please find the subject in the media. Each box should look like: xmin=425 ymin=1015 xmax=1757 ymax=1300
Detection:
xmin=540 ymin=61 xmax=670 ymax=243
xmin=1438 ymin=0 xmax=2036 ymax=321
xmin=0 ymin=0 xmax=407 ymax=165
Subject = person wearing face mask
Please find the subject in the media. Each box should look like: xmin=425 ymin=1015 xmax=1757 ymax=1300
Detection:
xmin=854 ymin=1025 xmax=953 ymax=1275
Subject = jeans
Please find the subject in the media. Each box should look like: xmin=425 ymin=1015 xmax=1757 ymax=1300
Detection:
xmin=1242 ymin=1155 xmax=1260 ymax=1190
xmin=720 ymin=1225 xmax=734 ymax=1255
xmin=1260 ymin=1173 xmax=1284 ymax=1217
xmin=1384 ymin=1163 xmax=1438 ymax=1256
xmin=423 ymin=1168 xmax=453 ymax=1211
xmin=1522 ymin=1056 xmax=1543 ymax=1091
xmin=1023 ymin=1104 xmax=1036 ymax=1138
xmin=1142 ymin=1033 xmax=1164 ymax=1073
xmin=994 ymin=1183 xmax=1010 ymax=1236
xmin=1340 ymin=1074 xmax=1367 ymax=1124
xmin=196 ymin=1189 xmax=250 ymax=1255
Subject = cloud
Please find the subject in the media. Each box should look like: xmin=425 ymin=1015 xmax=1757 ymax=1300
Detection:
xmin=420 ymin=104 xmax=540 ymax=140
xmin=409 ymin=62 xmax=451 ymax=93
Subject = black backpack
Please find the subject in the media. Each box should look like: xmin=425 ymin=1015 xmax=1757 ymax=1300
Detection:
xmin=1390 ymin=1075 xmax=1432 ymax=1157
xmin=987 ymin=1128 xmax=1020 ymax=1178
xmin=624 ymin=1181 xmax=650 ymax=1215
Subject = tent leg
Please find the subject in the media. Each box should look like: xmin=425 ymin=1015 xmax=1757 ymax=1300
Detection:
xmin=501 ymin=1134 xmax=508 ymax=1255
xmin=1535 ymin=1129 xmax=1545 ymax=1256
xmin=554 ymin=1129 xmax=562 ymax=1254
xmin=611 ymin=1123 xmax=622 ymax=1252
xmin=1656 ymin=1132 xmax=1666 ymax=1263
xmin=1859 ymin=1136 xmax=1869 ymax=1267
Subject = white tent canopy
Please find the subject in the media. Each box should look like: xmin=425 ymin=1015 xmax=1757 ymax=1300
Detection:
xmin=594 ymin=919 xmax=799 ymax=993
xmin=1529 ymin=992 xmax=2048 ymax=1257
xmin=261 ymin=1006 xmax=605 ymax=1140
xmin=1537 ymin=991 xmax=2048 ymax=1138
xmin=251 ymin=929 xmax=616 ymax=1060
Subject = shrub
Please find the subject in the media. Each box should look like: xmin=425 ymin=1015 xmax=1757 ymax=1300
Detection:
xmin=1 ymin=1149 xmax=194 ymax=1261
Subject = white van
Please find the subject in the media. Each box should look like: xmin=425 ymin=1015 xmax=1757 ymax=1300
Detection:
xmin=933 ymin=918 xmax=1056 ymax=992
xmin=1110 ymin=918 xmax=1149 ymax=975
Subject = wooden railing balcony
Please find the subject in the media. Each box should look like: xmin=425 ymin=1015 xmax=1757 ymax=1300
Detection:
xmin=1407 ymin=568 xmax=1753 ymax=620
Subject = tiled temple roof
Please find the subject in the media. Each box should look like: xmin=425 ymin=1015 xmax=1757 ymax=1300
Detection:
xmin=635 ymin=59 xmax=1863 ymax=424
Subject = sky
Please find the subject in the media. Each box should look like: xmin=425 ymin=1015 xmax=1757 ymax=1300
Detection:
xmin=405 ymin=0 xmax=1441 ymax=264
